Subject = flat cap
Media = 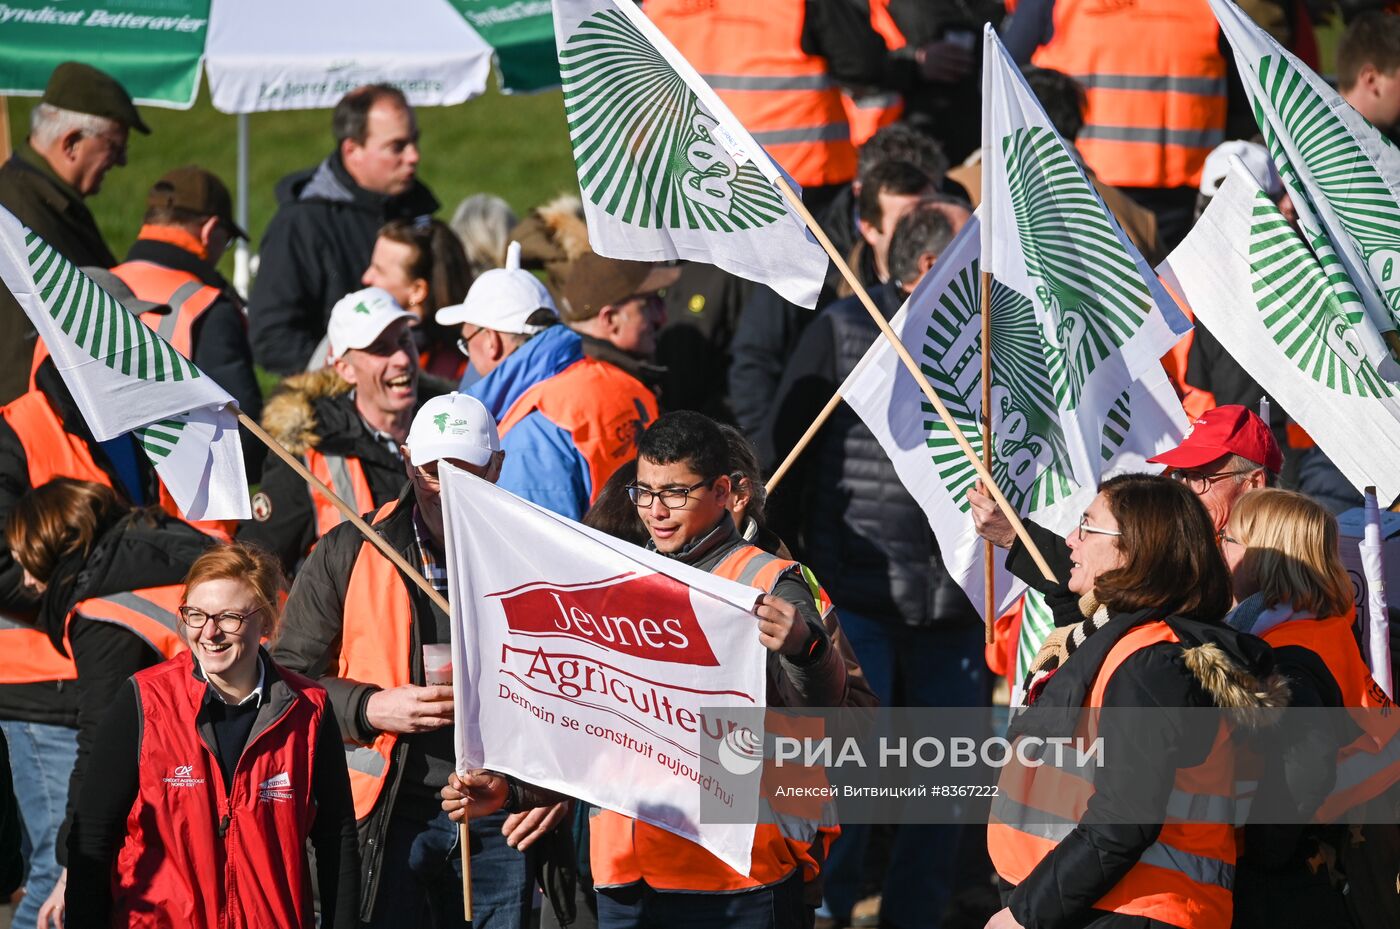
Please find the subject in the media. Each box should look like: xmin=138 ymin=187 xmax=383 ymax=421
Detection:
xmin=42 ymin=61 xmax=150 ymax=135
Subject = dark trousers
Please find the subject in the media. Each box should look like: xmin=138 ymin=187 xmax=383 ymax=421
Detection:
xmin=596 ymin=872 xmax=807 ymax=929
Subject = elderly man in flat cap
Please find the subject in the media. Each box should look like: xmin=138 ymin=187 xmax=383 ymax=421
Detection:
xmin=0 ymin=61 xmax=149 ymax=403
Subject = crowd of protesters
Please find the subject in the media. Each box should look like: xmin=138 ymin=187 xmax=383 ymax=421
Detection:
xmin=1 ymin=1 xmax=1399 ymax=929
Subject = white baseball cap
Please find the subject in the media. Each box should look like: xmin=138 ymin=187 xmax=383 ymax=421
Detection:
xmin=435 ymin=240 xmax=558 ymax=335
xmin=327 ymin=287 xmax=416 ymax=361
xmin=406 ymin=392 xmax=501 ymax=467
xmin=1200 ymin=140 xmax=1281 ymax=199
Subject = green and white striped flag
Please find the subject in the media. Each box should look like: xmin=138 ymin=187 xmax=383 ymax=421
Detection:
xmin=551 ymin=0 xmax=828 ymax=307
xmin=1159 ymin=164 xmax=1400 ymax=502
xmin=0 ymin=208 xmax=250 ymax=520
xmin=1211 ymin=0 xmax=1400 ymax=378
xmin=841 ymin=214 xmax=1187 ymax=627
xmin=980 ymin=25 xmax=1192 ymax=485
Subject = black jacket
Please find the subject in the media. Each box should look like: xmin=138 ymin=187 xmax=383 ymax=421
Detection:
xmin=43 ymin=510 xmax=214 ymax=866
xmin=0 ymin=360 xmax=163 ymax=726
xmin=271 ymin=489 xmax=451 ymax=922
xmin=1003 ymin=608 xmax=1285 ymax=929
xmin=237 ymin=370 xmax=411 ymax=574
xmin=248 ymin=153 xmax=438 ymax=374
xmin=0 ymin=144 xmax=117 ymax=405
xmin=656 ymin=262 xmax=752 ymax=421
xmin=766 ymin=282 xmax=978 ymax=628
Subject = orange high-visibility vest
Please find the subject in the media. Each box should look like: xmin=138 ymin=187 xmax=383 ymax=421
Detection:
xmin=498 ymin=358 xmax=658 ymax=506
xmin=841 ymin=0 xmax=906 ymax=147
xmin=1031 ymin=0 xmax=1226 ymax=189
xmin=646 ymin=0 xmax=857 ymax=188
xmin=334 ymin=503 xmax=416 ymax=821
xmin=303 ymin=447 xmax=377 ymax=541
xmin=69 ymin=585 xmax=188 ymax=660
xmin=988 ymin=621 xmax=1238 ymax=929
xmin=590 ymin=543 xmax=840 ymax=892
xmin=109 ymin=260 xmax=222 ymax=360
xmin=1260 ymin=612 xmax=1400 ymax=822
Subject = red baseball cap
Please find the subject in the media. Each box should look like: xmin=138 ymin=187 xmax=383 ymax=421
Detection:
xmin=1147 ymin=405 xmax=1283 ymax=475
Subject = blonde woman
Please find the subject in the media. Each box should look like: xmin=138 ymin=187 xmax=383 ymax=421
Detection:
xmin=1222 ymin=489 xmax=1396 ymax=929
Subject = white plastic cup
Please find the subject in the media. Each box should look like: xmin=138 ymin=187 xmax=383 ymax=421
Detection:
xmin=422 ymin=643 xmax=453 ymax=686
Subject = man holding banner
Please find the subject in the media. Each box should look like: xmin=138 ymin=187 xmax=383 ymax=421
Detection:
xmin=442 ymin=410 xmax=848 ymax=929
xmin=272 ymin=392 xmax=537 ymax=929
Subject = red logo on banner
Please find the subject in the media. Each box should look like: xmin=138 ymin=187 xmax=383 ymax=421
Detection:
xmin=493 ymin=572 xmax=722 ymax=666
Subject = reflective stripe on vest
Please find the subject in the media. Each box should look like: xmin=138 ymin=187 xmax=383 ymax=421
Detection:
xmin=842 ymin=0 xmax=905 ymax=147
xmin=0 ymin=614 xmax=77 ymax=683
xmin=0 ymin=387 xmax=226 ymax=539
xmin=71 ymin=585 xmax=187 ymax=659
xmin=1031 ymin=0 xmax=1225 ymax=189
xmin=646 ymin=0 xmax=856 ymax=188
xmin=111 ymin=260 xmax=221 ymax=359
xmin=337 ymin=502 xmax=415 ymax=821
xmin=1259 ymin=612 xmax=1400 ymax=822
xmin=988 ymin=621 xmax=1237 ymax=929
xmin=304 ymin=448 xmax=376 ymax=541
xmin=590 ymin=542 xmax=839 ymax=893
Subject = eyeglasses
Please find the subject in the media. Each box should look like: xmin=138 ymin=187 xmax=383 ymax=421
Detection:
xmin=456 ymin=327 xmax=485 ymax=358
xmin=626 ymin=478 xmax=711 ymax=509
xmin=1169 ymin=468 xmax=1246 ymax=495
xmin=178 ymin=605 xmax=263 ymax=633
xmin=1077 ymin=515 xmax=1122 ymax=541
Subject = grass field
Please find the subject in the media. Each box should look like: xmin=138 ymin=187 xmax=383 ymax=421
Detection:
xmin=5 ymin=78 xmax=581 ymax=278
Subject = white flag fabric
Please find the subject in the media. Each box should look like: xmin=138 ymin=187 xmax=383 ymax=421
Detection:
xmin=0 ymin=208 xmax=250 ymax=520
xmin=1159 ymin=165 xmax=1400 ymax=502
xmin=1211 ymin=0 xmax=1400 ymax=375
xmin=842 ymin=214 xmax=1186 ymax=621
xmin=979 ymin=25 xmax=1192 ymax=483
xmin=551 ymin=0 xmax=828 ymax=307
xmin=440 ymin=464 xmax=768 ymax=876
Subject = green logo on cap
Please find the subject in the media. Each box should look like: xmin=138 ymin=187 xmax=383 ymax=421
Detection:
xmin=433 ymin=412 xmax=449 ymax=433
xmin=354 ymin=302 xmax=373 ymax=315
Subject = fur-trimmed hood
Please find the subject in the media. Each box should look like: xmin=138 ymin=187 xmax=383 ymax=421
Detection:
xmin=260 ymin=368 xmax=353 ymax=454
xmin=511 ymin=193 xmax=591 ymax=299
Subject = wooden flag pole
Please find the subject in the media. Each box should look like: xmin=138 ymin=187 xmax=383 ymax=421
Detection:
xmin=981 ymin=271 xmax=995 ymax=643
xmin=765 ymin=389 xmax=844 ymax=493
xmin=771 ymin=177 xmax=1057 ymax=583
xmin=236 ymin=411 xmax=473 ymax=919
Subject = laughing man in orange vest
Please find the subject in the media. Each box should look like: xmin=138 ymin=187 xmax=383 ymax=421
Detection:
xmin=274 ymin=392 xmax=547 ymax=928
xmin=444 ymin=410 xmax=850 ymax=929
xmin=239 ymin=287 xmax=420 ymax=572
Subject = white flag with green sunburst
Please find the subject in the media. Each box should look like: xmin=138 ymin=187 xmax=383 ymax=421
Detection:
xmin=1160 ymin=165 xmax=1400 ymax=501
xmin=979 ymin=25 xmax=1192 ymax=485
xmin=1211 ymin=0 xmax=1400 ymax=378
xmin=551 ymin=0 xmax=828 ymax=308
xmin=842 ymin=214 xmax=1187 ymax=620
xmin=0 ymin=208 xmax=250 ymax=520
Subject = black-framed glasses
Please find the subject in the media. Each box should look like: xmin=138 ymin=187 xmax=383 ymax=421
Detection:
xmin=178 ymin=605 xmax=263 ymax=633
xmin=1077 ymin=515 xmax=1122 ymax=541
xmin=1169 ymin=468 xmax=1243 ymax=495
xmin=456 ymin=327 xmax=486 ymax=357
xmin=626 ymin=478 xmax=710 ymax=509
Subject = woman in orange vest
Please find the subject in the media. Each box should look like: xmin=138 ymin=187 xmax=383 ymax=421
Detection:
xmin=62 ymin=542 xmax=359 ymax=928
xmin=986 ymin=474 xmax=1286 ymax=929
xmin=1220 ymin=489 xmax=1399 ymax=928
xmin=360 ymin=218 xmax=474 ymax=383
xmin=4 ymin=479 xmax=212 ymax=927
